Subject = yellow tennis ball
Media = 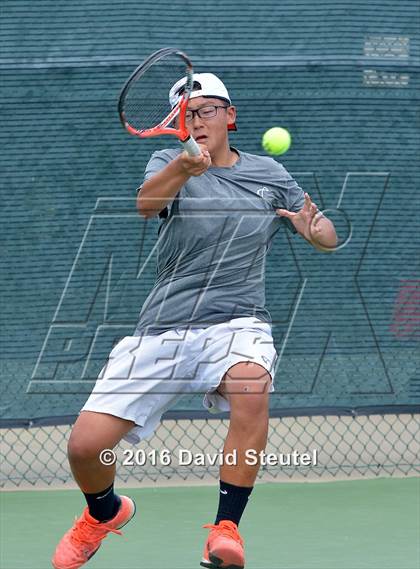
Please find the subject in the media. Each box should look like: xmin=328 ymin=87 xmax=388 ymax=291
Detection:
xmin=262 ymin=127 xmax=291 ymax=156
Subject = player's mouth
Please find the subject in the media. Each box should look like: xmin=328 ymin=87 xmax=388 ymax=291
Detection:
xmin=195 ymin=135 xmax=208 ymax=143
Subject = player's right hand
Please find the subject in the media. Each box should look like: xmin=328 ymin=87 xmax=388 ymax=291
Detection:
xmin=178 ymin=144 xmax=212 ymax=177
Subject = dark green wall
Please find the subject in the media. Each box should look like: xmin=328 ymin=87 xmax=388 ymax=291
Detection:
xmin=1 ymin=1 xmax=419 ymax=421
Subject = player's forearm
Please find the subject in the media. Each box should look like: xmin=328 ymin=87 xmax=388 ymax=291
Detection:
xmin=137 ymin=156 xmax=190 ymax=218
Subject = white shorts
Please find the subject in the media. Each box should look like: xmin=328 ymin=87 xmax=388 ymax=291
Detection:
xmin=81 ymin=317 xmax=278 ymax=444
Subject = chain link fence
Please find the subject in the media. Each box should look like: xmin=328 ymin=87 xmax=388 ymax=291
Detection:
xmin=1 ymin=412 xmax=419 ymax=488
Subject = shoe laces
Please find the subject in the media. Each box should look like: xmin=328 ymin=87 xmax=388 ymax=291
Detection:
xmin=203 ymin=520 xmax=244 ymax=545
xmin=70 ymin=516 xmax=122 ymax=546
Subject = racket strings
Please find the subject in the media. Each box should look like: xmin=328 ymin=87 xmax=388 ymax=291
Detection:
xmin=122 ymin=53 xmax=189 ymax=132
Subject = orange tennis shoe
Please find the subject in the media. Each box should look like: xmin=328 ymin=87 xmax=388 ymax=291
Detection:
xmin=52 ymin=495 xmax=136 ymax=569
xmin=200 ymin=520 xmax=245 ymax=569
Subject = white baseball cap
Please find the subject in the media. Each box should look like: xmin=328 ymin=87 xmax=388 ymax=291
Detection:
xmin=169 ymin=72 xmax=237 ymax=131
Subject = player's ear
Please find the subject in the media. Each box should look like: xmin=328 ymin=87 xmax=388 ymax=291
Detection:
xmin=226 ymin=105 xmax=236 ymax=126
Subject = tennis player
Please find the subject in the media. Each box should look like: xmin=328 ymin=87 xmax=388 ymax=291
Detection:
xmin=52 ymin=73 xmax=337 ymax=569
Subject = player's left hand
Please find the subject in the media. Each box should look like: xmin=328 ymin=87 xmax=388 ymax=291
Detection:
xmin=275 ymin=193 xmax=323 ymax=241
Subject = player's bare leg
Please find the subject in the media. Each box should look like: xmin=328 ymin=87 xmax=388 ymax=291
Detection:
xmin=68 ymin=411 xmax=135 ymax=492
xmin=201 ymin=361 xmax=271 ymax=569
xmin=52 ymin=411 xmax=137 ymax=569
xmin=218 ymin=361 xmax=271 ymax=486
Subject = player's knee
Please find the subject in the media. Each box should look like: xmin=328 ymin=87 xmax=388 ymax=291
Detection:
xmin=67 ymin=433 xmax=103 ymax=464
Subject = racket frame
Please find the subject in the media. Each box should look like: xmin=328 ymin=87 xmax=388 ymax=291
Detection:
xmin=118 ymin=48 xmax=201 ymax=156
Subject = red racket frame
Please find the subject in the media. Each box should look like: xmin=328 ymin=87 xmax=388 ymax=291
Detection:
xmin=118 ymin=48 xmax=200 ymax=154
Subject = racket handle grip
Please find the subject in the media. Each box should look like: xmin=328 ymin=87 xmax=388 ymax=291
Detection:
xmin=181 ymin=136 xmax=201 ymax=156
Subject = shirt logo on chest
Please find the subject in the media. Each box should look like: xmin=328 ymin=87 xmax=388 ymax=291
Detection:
xmin=257 ymin=186 xmax=274 ymax=200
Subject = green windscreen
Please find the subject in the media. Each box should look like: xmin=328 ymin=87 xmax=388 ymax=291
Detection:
xmin=1 ymin=0 xmax=419 ymax=425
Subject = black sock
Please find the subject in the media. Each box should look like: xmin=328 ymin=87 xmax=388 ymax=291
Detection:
xmin=83 ymin=483 xmax=121 ymax=522
xmin=215 ymin=480 xmax=253 ymax=527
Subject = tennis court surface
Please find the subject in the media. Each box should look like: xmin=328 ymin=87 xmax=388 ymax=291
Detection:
xmin=2 ymin=477 xmax=418 ymax=569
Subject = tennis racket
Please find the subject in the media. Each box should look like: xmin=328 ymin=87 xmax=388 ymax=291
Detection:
xmin=118 ymin=47 xmax=201 ymax=156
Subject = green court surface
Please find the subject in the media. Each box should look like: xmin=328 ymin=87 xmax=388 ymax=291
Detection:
xmin=1 ymin=478 xmax=419 ymax=569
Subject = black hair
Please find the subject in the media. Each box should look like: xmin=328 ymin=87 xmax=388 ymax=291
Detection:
xmin=176 ymin=80 xmax=202 ymax=97
xmin=176 ymin=81 xmax=230 ymax=105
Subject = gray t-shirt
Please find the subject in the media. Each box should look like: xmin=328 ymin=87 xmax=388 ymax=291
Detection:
xmin=134 ymin=146 xmax=304 ymax=336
